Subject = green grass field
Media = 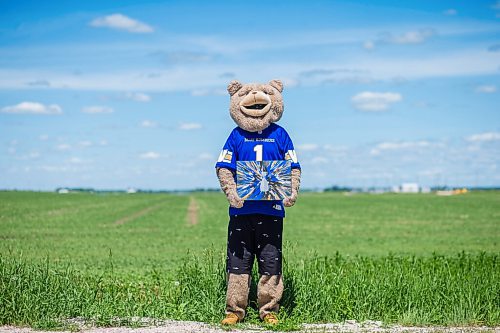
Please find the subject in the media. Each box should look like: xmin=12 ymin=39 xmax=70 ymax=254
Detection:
xmin=0 ymin=190 xmax=499 ymax=329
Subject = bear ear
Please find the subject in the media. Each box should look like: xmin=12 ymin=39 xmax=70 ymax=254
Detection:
xmin=269 ymin=79 xmax=283 ymax=93
xmin=227 ymin=80 xmax=243 ymax=96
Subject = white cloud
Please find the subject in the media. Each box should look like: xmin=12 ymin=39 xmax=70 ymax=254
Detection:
xmin=351 ymin=91 xmax=402 ymax=111
xmin=179 ymin=122 xmax=202 ymax=130
xmin=311 ymin=157 xmax=328 ymax=165
xmin=475 ymin=85 xmax=497 ymax=93
xmin=39 ymin=134 xmax=49 ymax=141
xmin=140 ymin=151 xmax=160 ymax=159
xmin=324 ymin=144 xmax=349 ymax=153
xmin=16 ymin=151 xmax=41 ymax=160
xmin=282 ymin=77 xmax=300 ymax=88
xmin=299 ymin=68 xmax=372 ymax=86
xmin=68 ymin=157 xmax=83 ymax=164
xmin=297 ymin=143 xmax=319 ymax=151
xmin=1 ymin=24 xmax=499 ymax=93
xmin=56 ymin=143 xmax=71 ymax=151
xmin=1 ymin=102 xmax=62 ymax=115
xmin=140 ymin=120 xmax=157 ymax=128
xmin=190 ymin=88 xmax=227 ymax=96
xmin=78 ymin=141 xmax=92 ymax=147
xmin=370 ymin=140 xmax=439 ymax=155
xmin=363 ymin=40 xmax=375 ymax=50
xmin=82 ymin=106 xmax=114 ymax=114
xmin=443 ymin=9 xmax=457 ymax=16
xmin=89 ymin=14 xmax=154 ymax=33
xmin=383 ymin=29 xmax=435 ymax=44
xmin=466 ymin=132 xmax=500 ymax=142
xmin=125 ymin=92 xmax=151 ymax=102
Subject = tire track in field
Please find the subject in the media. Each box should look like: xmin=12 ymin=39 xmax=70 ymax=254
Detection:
xmin=114 ymin=201 xmax=166 ymax=225
xmin=186 ymin=196 xmax=199 ymax=226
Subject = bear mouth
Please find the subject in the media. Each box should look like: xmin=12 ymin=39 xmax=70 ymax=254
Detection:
xmin=239 ymin=90 xmax=272 ymax=117
xmin=245 ymin=104 xmax=268 ymax=110
xmin=240 ymin=103 xmax=271 ymax=117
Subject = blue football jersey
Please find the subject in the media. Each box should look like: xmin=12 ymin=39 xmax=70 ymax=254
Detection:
xmin=215 ymin=123 xmax=301 ymax=217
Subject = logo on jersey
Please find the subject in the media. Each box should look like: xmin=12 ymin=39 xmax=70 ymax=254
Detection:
xmin=273 ymin=204 xmax=282 ymax=211
xmin=217 ymin=149 xmax=233 ymax=163
xmin=284 ymin=150 xmax=298 ymax=163
xmin=244 ymin=138 xmax=275 ymax=142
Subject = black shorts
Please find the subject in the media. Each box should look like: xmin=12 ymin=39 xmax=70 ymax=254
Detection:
xmin=226 ymin=214 xmax=283 ymax=276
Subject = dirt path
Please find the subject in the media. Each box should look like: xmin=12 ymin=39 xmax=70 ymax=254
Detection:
xmin=114 ymin=201 xmax=165 ymax=225
xmin=1 ymin=320 xmax=498 ymax=333
xmin=186 ymin=196 xmax=199 ymax=226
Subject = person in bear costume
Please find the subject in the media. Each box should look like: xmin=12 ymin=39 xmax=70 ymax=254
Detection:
xmin=215 ymin=79 xmax=301 ymax=325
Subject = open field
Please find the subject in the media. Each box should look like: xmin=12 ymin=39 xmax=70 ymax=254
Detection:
xmin=0 ymin=191 xmax=499 ymax=329
xmin=1 ymin=191 xmax=498 ymax=272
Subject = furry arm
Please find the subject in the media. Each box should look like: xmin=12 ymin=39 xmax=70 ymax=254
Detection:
xmin=216 ymin=167 xmax=244 ymax=208
xmin=284 ymin=168 xmax=301 ymax=207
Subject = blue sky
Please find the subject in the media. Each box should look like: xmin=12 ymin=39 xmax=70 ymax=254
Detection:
xmin=0 ymin=0 xmax=499 ymax=190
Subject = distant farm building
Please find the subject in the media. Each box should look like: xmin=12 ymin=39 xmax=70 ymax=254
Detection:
xmin=392 ymin=183 xmax=420 ymax=193
xmin=401 ymin=183 xmax=419 ymax=193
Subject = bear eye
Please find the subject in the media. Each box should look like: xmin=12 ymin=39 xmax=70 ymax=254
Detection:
xmin=238 ymin=88 xmax=251 ymax=97
xmin=264 ymin=88 xmax=274 ymax=95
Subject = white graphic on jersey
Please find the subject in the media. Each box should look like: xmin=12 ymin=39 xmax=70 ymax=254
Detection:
xmin=260 ymin=171 xmax=269 ymax=192
xmin=254 ymin=144 xmax=263 ymax=161
xmin=285 ymin=149 xmax=298 ymax=163
xmin=217 ymin=149 xmax=226 ymax=162
xmin=217 ymin=149 xmax=233 ymax=163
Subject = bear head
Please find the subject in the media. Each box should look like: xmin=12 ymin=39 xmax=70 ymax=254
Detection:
xmin=227 ymin=79 xmax=284 ymax=132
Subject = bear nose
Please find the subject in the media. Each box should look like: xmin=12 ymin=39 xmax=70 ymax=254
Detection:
xmin=251 ymin=91 xmax=257 ymax=94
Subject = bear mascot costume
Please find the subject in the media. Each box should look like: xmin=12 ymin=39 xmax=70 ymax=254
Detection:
xmin=215 ymin=79 xmax=301 ymax=325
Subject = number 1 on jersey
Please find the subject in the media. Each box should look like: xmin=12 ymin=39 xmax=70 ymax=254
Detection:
xmin=254 ymin=144 xmax=263 ymax=161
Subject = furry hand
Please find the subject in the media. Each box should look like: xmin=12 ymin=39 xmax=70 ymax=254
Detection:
xmin=284 ymin=168 xmax=301 ymax=207
xmin=217 ymin=167 xmax=244 ymax=208
xmin=283 ymin=193 xmax=297 ymax=207
xmin=227 ymin=190 xmax=244 ymax=208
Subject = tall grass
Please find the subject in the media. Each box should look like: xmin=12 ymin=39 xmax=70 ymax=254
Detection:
xmin=1 ymin=251 xmax=498 ymax=329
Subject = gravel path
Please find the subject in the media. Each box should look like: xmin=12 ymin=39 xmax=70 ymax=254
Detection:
xmin=1 ymin=320 xmax=498 ymax=333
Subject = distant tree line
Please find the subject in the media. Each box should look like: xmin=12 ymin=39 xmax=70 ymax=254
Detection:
xmin=45 ymin=185 xmax=500 ymax=194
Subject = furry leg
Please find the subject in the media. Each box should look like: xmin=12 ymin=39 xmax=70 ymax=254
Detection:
xmin=226 ymin=273 xmax=251 ymax=320
xmin=257 ymin=275 xmax=283 ymax=319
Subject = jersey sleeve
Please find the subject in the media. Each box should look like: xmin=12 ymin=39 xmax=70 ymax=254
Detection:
xmin=215 ymin=130 xmax=237 ymax=172
xmin=282 ymin=129 xmax=301 ymax=170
